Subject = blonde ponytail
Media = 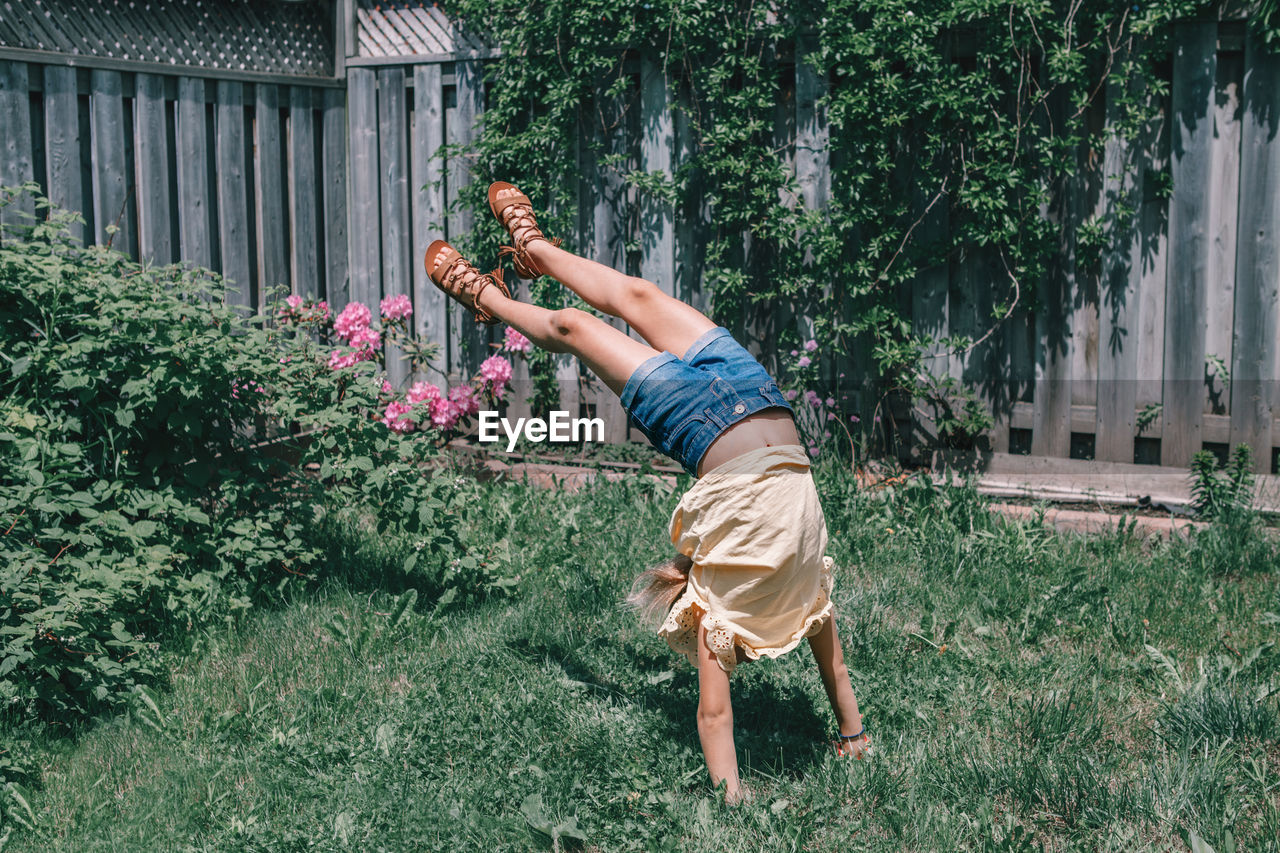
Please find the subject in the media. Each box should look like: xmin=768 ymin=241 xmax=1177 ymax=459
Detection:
xmin=626 ymin=554 xmax=692 ymax=626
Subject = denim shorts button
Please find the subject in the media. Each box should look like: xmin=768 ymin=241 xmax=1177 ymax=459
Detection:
xmin=733 ymin=403 xmax=746 ymax=415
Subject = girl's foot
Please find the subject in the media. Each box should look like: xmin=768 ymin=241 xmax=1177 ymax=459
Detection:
xmin=488 ymin=181 xmax=560 ymax=279
xmin=425 ymin=240 xmax=509 ymax=325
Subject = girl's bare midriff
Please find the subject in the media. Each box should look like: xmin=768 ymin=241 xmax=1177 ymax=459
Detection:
xmin=696 ymin=407 xmax=800 ymax=478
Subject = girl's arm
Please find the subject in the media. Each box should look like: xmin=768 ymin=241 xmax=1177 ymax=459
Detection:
xmin=695 ymin=622 xmax=743 ymax=803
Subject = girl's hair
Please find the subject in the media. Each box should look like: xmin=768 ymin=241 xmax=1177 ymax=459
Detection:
xmin=626 ymin=553 xmax=692 ymax=625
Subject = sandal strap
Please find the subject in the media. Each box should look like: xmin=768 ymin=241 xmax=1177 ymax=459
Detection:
xmin=440 ymin=256 xmax=508 ymax=325
xmin=496 ymin=204 xmax=560 ymax=278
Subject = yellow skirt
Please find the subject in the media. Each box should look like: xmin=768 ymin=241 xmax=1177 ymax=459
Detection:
xmin=658 ymin=444 xmax=834 ymax=674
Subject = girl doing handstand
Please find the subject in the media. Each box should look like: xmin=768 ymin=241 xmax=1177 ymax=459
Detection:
xmin=426 ymin=182 xmax=872 ymax=804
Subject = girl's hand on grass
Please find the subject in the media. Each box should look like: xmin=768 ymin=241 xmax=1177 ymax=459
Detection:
xmin=835 ymin=733 xmax=872 ymax=760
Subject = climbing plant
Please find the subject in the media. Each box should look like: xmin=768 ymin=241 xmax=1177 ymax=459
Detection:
xmin=447 ymin=0 xmax=1225 ymax=453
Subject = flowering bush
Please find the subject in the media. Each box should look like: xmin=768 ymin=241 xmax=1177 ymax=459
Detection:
xmin=777 ymin=339 xmax=852 ymax=460
xmin=0 ymin=189 xmax=518 ymax=733
xmin=276 ymin=292 xmax=524 ymax=437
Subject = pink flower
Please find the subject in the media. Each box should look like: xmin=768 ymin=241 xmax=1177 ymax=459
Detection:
xmin=430 ymin=397 xmax=461 ymax=430
xmin=808 ymin=445 xmax=820 ymax=457
xmin=380 ymin=294 xmax=412 ymax=321
xmin=327 ymin=340 xmax=377 ymax=370
xmin=804 ymin=390 xmax=821 ymax=406
xmin=804 ymin=339 xmax=818 ymax=352
xmin=348 ymin=325 xmax=381 ymax=350
xmin=285 ymin=294 xmax=303 ymax=312
xmin=406 ymin=381 xmax=442 ymax=406
xmin=504 ymin=327 xmax=532 ymax=355
xmin=784 ymin=389 xmax=798 ymax=401
xmin=797 ymin=356 xmax=812 ymax=368
xmin=850 ymin=415 xmax=860 ymax=423
xmin=334 ymin=302 xmax=372 ymax=341
xmin=449 ymin=384 xmax=481 ymax=416
xmin=790 ymin=349 xmax=798 ymax=357
xmin=826 ymin=396 xmax=835 ymax=407
xmin=480 ymin=355 xmax=513 ymax=390
xmin=327 ymin=348 xmax=360 ymax=370
xmin=381 ymin=399 xmax=416 ymax=433
xmin=381 ymin=380 xmax=393 ymax=395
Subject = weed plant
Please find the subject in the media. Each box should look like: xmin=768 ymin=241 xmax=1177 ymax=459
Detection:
xmin=4 ymin=466 xmax=1277 ymax=851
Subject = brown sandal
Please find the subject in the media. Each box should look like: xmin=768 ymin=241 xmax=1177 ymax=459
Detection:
xmin=424 ymin=239 xmax=510 ymax=325
xmin=488 ymin=181 xmax=561 ymax=279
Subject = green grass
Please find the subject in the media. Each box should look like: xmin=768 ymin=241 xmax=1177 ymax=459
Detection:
xmin=4 ymin=468 xmax=1279 ymax=851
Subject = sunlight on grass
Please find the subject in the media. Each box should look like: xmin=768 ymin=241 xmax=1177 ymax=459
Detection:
xmin=5 ymin=468 xmax=1279 ymax=851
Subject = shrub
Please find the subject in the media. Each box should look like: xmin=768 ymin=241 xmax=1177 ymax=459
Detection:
xmin=0 ymin=191 xmax=470 ymax=729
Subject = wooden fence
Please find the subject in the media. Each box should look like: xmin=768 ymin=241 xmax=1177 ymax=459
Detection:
xmin=0 ymin=60 xmax=347 ymax=317
xmin=2 ymin=16 xmax=1278 ymax=473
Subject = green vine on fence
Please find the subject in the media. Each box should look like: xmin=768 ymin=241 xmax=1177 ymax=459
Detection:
xmin=448 ymin=0 xmax=1238 ymax=453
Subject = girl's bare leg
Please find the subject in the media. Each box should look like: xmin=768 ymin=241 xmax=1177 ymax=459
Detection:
xmin=808 ymin=614 xmax=869 ymax=753
xmin=695 ymin=620 xmax=743 ymax=803
xmin=474 ymin=287 xmax=658 ymax=395
xmin=522 ymin=239 xmax=716 ymax=359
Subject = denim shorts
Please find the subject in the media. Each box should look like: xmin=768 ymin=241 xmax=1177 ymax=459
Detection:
xmin=619 ymin=327 xmax=793 ymax=476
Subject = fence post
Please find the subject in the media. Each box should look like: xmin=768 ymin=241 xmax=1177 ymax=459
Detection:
xmin=134 ymin=74 xmax=173 ymax=267
xmin=176 ymin=77 xmax=214 ymax=271
xmin=215 ymin=80 xmax=252 ymax=309
xmin=412 ymin=63 xmax=447 ymax=383
xmin=91 ymin=69 xmax=135 ymax=257
xmin=447 ymin=57 xmax=484 ymax=377
xmin=0 ymin=61 xmax=34 ymax=230
xmin=377 ymin=68 xmax=411 ymax=388
xmin=1096 ymin=69 xmax=1141 ymax=464
xmin=256 ymin=84 xmax=289 ymax=302
xmin=1161 ymin=21 xmax=1216 ymax=467
xmin=42 ymin=64 xmax=84 ymax=243
xmin=347 ymin=67 xmax=381 ymax=311
xmin=290 ymin=86 xmax=321 ymax=303
xmin=1230 ymin=30 xmax=1280 ymax=473
xmin=582 ymin=84 xmax=630 ymax=442
xmin=321 ymin=88 xmax=349 ymax=308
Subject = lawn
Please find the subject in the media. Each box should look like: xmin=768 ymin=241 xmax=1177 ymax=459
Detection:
xmin=5 ymin=464 xmax=1278 ymax=852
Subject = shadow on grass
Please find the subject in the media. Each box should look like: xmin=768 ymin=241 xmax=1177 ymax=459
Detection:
xmin=507 ymin=631 xmax=833 ymax=783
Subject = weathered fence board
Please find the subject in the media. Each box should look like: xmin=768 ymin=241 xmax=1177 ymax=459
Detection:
xmin=290 ymin=86 xmax=320 ymax=300
xmin=41 ymin=64 xmax=83 ymax=242
xmin=255 ymin=83 xmax=289 ymax=297
xmin=583 ymin=92 xmax=630 ymax=442
xmin=638 ymin=56 xmax=674 ymax=306
xmin=1032 ymin=89 xmax=1077 ymax=460
xmin=0 ymin=61 xmax=34 ymax=228
xmin=347 ymin=67 xmax=381 ymax=310
xmin=321 ymin=87 xmax=349 ymax=307
xmin=175 ymin=76 xmax=214 ymax=269
xmin=411 ymin=63 xmax=446 ymax=381
xmin=215 ymin=80 xmax=252 ymax=308
xmin=89 ymin=69 xmax=133 ymax=254
xmin=795 ymin=32 xmax=828 ymax=355
xmin=1205 ymin=51 xmax=1242 ymax=418
xmin=134 ymin=73 xmax=172 ymax=265
xmin=447 ymin=58 xmax=483 ymax=376
xmin=1230 ymin=32 xmax=1280 ymax=472
xmin=377 ymin=67 xmax=410 ymax=387
xmin=1161 ymin=22 xmax=1216 ymax=467
xmin=1096 ymin=72 xmax=1141 ymax=463
xmin=1135 ymin=92 xmax=1171 ymax=420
